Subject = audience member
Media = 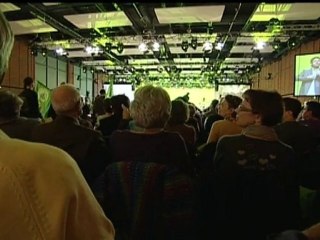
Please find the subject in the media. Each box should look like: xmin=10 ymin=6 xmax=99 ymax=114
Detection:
xmin=198 ymin=89 xmax=300 ymax=240
xmin=19 ymin=76 xmax=42 ymax=120
xmin=110 ymin=85 xmax=193 ymax=175
xmin=165 ymin=99 xmax=196 ymax=147
xmin=96 ymin=94 xmax=131 ymax=137
xmin=206 ymin=94 xmax=242 ymax=143
xmin=299 ymin=101 xmax=320 ymax=142
xmin=0 ymin=10 xmax=115 ymax=239
xmin=31 ymin=84 xmax=111 ymax=187
xmin=0 ymin=90 xmax=40 ymax=140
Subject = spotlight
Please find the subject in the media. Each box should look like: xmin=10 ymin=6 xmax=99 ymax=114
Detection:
xmin=269 ymin=18 xmax=280 ymax=26
xmin=181 ymin=40 xmax=189 ymax=52
xmin=117 ymin=42 xmax=124 ymax=54
xmin=190 ymin=37 xmax=197 ymax=50
xmin=288 ymin=36 xmax=299 ymax=49
xmin=203 ymin=40 xmax=213 ymax=53
xmin=152 ymin=41 xmax=160 ymax=52
xmin=55 ymin=47 xmax=64 ymax=55
xmin=104 ymin=42 xmax=112 ymax=52
xmin=271 ymin=38 xmax=281 ymax=50
xmin=83 ymin=67 xmax=87 ymax=73
xmin=157 ymin=65 xmax=164 ymax=73
xmin=254 ymin=41 xmax=266 ymax=50
xmin=90 ymin=67 xmax=94 ymax=74
xmin=41 ymin=47 xmax=47 ymax=57
xmin=215 ymin=42 xmax=224 ymax=51
xmin=31 ymin=46 xmax=38 ymax=56
xmin=138 ymin=42 xmax=148 ymax=53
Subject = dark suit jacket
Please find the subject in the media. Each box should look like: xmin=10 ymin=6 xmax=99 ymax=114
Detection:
xmin=31 ymin=115 xmax=111 ymax=186
xmin=298 ymin=69 xmax=320 ymax=95
xmin=19 ymin=89 xmax=42 ymax=119
xmin=0 ymin=117 xmax=41 ymax=141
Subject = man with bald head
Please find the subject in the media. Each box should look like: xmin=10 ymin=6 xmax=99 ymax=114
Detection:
xmin=0 ymin=11 xmax=115 ymax=239
xmin=31 ymin=84 xmax=111 ymax=187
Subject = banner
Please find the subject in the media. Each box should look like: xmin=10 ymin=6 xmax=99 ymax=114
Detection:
xmin=36 ymin=81 xmax=52 ymax=118
xmin=106 ymin=77 xmax=114 ymax=98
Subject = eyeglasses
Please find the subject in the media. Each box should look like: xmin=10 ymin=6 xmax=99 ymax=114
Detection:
xmin=237 ymin=105 xmax=252 ymax=112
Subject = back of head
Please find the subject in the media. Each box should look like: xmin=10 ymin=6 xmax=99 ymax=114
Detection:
xmin=305 ymin=101 xmax=320 ymax=120
xmin=224 ymin=94 xmax=242 ymax=109
xmin=130 ymin=85 xmax=171 ymax=129
xmin=51 ymin=84 xmax=81 ymax=116
xmin=99 ymin=89 xmax=106 ymax=95
xmin=168 ymin=99 xmax=189 ymax=125
xmin=23 ymin=77 xmax=33 ymax=89
xmin=0 ymin=90 xmax=23 ymax=119
xmin=243 ymin=89 xmax=283 ymax=126
xmin=103 ymin=98 xmax=112 ymax=113
xmin=210 ymin=99 xmax=219 ymax=111
xmin=283 ymin=97 xmax=302 ymax=119
xmin=110 ymin=94 xmax=130 ymax=116
xmin=0 ymin=11 xmax=14 ymax=84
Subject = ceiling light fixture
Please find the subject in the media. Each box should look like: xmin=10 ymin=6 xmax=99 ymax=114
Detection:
xmin=181 ymin=40 xmax=189 ymax=52
xmin=31 ymin=46 xmax=38 ymax=56
xmin=287 ymin=36 xmax=299 ymax=49
xmin=152 ymin=41 xmax=160 ymax=52
xmin=203 ymin=40 xmax=213 ymax=53
xmin=138 ymin=42 xmax=148 ymax=53
xmin=104 ymin=42 xmax=112 ymax=52
xmin=190 ymin=37 xmax=197 ymax=50
xmin=254 ymin=41 xmax=266 ymax=50
xmin=117 ymin=42 xmax=124 ymax=54
xmin=41 ymin=47 xmax=47 ymax=57
xmin=215 ymin=42 xmax=224 ymax=51
xmin=271 ymin=38 xmax=281 ymax=50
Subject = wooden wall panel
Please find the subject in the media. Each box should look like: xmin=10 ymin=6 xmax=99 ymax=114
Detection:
xmin=67 ymin=62 xmax=74 ymax=84
xmin=1 ymin=37 xmax=35 ymax=91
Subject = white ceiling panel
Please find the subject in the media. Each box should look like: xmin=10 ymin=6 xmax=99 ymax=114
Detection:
xmin=174 ymin=58 xmax=204 ymax=63
xmin=42 ymin=2 xmax=61 ymax=6
xmin=225 ymin=58 xmax=259 ymax=63
xmin=82 ymin=60 xmax=114 ymax=66
xmin=0 ymin=3 xmax=20 ymax=12
xmin=128 ymin=59 xmax=159 ymax=65
xmin=230 ymin=45 xmax=274 ymax=53
xmin=155 ymin=5 xmax=225 ymax=24
xmin=64 ymin=11 xmax=132 ymax=29
xmin=9 ymin=19 xmax=57 ymax=35
xmin=236 ymin=36 xmax=290 ymax=44
xmin=251 ymin=3 xmax=320 ymax=21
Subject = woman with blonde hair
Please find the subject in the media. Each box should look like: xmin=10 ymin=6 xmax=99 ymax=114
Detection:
xmin=110 ymin=85 xmax=192 ymax=174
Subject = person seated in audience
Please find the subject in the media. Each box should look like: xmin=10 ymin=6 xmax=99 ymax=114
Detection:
xmin=274 ymin=97 xmax=318 ymax=183
xmin=0 ymin=10 xmax=115 ymax=239
xmin=0 ymin=90 xmax=41 ymax=140
xmin=206 ymin=94 xmax=242 ymax=144
xmin=165 ymin=99 xmax=196 ymax=147
xmin=269 ymin=221 xmax=320 ymax=240
xmin=95 ymin=97 xmax=113 ymax=128
xmin=203 ymin=89 xmax=300 ymax=240
xmin=299 ymin=101 xmax=320 ymax=142
xmin=96 ymin=94 xmax=131 ymax=137
xmin=31 ymin=84 xmax=111 ymax=187
xmin=186 ymin=103 xmax=200 ymax=140
xmin=109 ymin=85 xmax=193 ymax=175
xmin=202 ymin=99 xmax=224 ymax=143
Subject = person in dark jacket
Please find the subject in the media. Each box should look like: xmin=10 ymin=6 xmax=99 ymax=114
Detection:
xmin=19 ymin=76 xmax=42 ymax=120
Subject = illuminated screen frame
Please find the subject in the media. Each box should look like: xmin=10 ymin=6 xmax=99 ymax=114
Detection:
xmin=294 ymin=52 xmax=320 ymax=97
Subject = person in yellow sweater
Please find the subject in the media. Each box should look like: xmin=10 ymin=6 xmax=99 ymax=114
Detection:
xmin=207 ymin=94 xmax=243 ymax=144
xmin=0 ymin=11 xmax=115 ymax=240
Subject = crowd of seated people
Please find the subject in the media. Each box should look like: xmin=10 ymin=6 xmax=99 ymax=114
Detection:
xmin=3 ymin=9 xmax=320 ymax=239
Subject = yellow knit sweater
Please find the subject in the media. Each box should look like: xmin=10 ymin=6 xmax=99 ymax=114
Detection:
xmin=0 ymin=130 xmax=115 ymax=240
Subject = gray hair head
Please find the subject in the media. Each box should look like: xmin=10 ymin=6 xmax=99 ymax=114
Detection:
xmin=130 ymin=85 xmax=171 ymax=129
xmin=51 ymin=84 xmax=81 ymax=115
xmin=0 ymin=90 xmax=23 ymax=119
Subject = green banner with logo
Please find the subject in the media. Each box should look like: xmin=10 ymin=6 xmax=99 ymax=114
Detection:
xmin=36 ymin=81 xmax=51 ymax=118
xmin=106 ymin=78 xmax=114 ymax=98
